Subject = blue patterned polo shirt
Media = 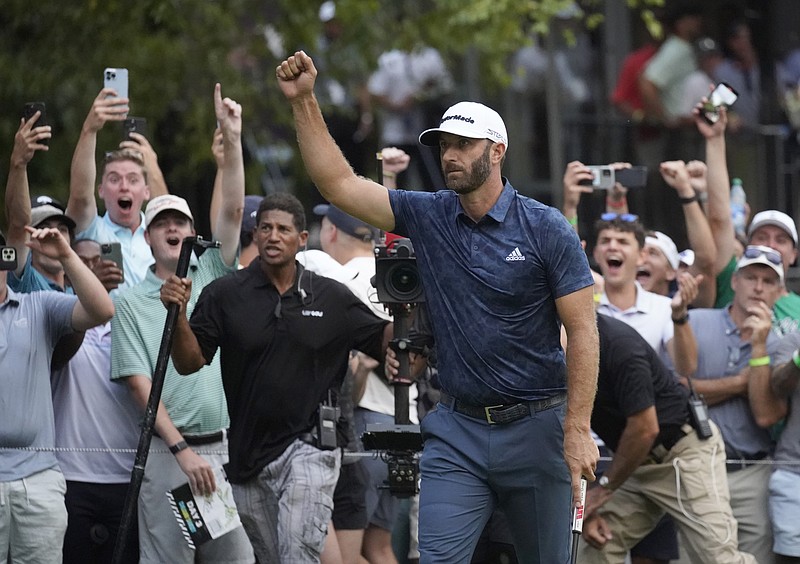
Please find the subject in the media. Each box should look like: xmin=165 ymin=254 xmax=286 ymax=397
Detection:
xmin=388 ymin=180 xmax=593 ymax=405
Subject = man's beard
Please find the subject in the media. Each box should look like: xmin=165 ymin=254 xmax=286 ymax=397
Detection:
xmin=444 ymin=143 xmax=492 ymax=195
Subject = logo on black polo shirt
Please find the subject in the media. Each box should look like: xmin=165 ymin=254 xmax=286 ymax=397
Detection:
xmin=302 ymin=309 xmax=324 ymax=317
xmin=505 ymin=247 xmax=526 ymax=262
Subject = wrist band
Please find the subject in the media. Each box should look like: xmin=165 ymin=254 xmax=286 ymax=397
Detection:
xmin=792 ymin=349 xmax=800 ymax=369
xmin=606 ymin=198 xmax=626 ymax=209
xmin=678 ymin=193 xmax=699 ymax=205
xmin=672 ymin=313 xmax=689 ymax=325
xmin=567 ymin=216 xmax=578 ymax=226
xmin=382 ymin=171 xmax=396 ymax=179
xmin=748 ymin=356 xmax=771 ymax=367
xmin=169 ymin=440 xmax=188 ymax=455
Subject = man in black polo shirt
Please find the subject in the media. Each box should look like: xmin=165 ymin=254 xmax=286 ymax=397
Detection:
xmin=162 ymin=193 xmax=392 ymax=564
xmin=579 ymin=314 xmax=755 ymax=564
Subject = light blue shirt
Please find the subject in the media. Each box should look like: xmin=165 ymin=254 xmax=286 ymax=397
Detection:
xmin=689 ymin=307 xmax=779 ymax=456
xmin=77 ymin=212 xmax=153 ymax=292
xmin=0 ymin=288 xmax=77 ymax=480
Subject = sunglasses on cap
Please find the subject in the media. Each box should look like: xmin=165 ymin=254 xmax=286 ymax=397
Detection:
xmin=600 ymin=213 xmax=639 ymax=223
xmin=743 ymin=246 xmax=782 ymax=266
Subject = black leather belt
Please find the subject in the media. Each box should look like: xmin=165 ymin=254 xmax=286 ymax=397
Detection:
xmin=439 ymin=392 xmax=567 ymax=425
xmin=182 ymin=430 xmax=226 ymax=446
xmin=648 ymin=423 xmax=693 ymax=464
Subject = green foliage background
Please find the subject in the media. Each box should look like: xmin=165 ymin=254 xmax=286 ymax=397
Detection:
xmin=0 ymin=0 xmax=658 ymax=232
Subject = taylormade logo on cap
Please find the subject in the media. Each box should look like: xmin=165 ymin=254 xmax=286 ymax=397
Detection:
xmin=419 ymin=101 xmax=509 ymax=148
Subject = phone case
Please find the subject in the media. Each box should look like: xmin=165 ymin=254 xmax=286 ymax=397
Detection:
xmin=123 ymin=117 xmax=147 ymax=141
xmin=100 ymin=242 xmax=124 ymax=281
xmin=104 ymin=68 xmax=129 ymax=102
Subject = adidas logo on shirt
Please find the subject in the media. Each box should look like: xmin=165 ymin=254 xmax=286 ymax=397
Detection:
xmin=505 ymin=247 xmax=526 ymax=262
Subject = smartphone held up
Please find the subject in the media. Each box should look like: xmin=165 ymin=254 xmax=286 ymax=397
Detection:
xmin=104 ymin=67 xmax=129 ymax=117
xmin=22 ymin=102 xmax=48 ymax=145
xmin=702 ymin=82 xmax=738 ymax=125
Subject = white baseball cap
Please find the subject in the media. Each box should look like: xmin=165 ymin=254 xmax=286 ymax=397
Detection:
xmin=419 ymin=101 xmax=508 ymax=148
xmin=144 ymin=195 xmax=194 ymax=229
xmin=736 ymin=245 xmax=784 ymax=283
xmin=747 ymin=210 xmax=798 ymax=247
xmin=645 ymin=231 xmax=680 ymax=271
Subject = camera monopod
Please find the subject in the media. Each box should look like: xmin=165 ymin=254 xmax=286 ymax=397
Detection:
xmin=570 ymin=477 xmax=588 ymax=564
xmin=112 ymin=236 xmax=220 ymax=564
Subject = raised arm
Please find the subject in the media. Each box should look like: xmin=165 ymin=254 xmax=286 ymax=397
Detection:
xmin=659 ymin=160 xmax=717 ymax=307
xmin=380 ymin=146 xmax=410 ymax=190
xmin=561 ymin=161 xmax=593 ymax=233
xmin=556 ymin=286 xmax=600 ymax=503
xmin=5 ymin=113 xmax=51 ymax=276
xmin=67 ymin=88 xmax=129 ymax=233
xmin=208 ymin=127 xmax=225 ymax=236
xmin=210 ymin=84 xmax=244 ymax=266
xmin=276 ymin=51 xmax=394 ymax=231
xmin=25 ymin=226 xmax=114 ymax=330
xmin=694 ymin=105 xmax=735 ymax=274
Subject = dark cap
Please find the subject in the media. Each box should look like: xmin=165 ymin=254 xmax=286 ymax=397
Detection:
xmin=242 ymin=195 xmax=264 ymax=236
xmin=662 ymin=0 xmax=703 ymax=27
xmin=30 ymin=195 xmax=76 ymax=231
xmin=313 ymin=204 xmax=380 ymax=243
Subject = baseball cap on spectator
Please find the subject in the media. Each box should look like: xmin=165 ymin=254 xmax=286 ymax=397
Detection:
xmin=241 ymin=195 xmax=264 ymax=247
xmin=678 ymin=249 xmax=695 ymax=267
xmin=319 ymin=0 xmax=336 ymax=22
xmin=30 ymin=195 xmax=76 ymax=231
xmin=736 ymin=245 xmax=784 ymax=283
xmin=695 ymin=37 xmax=721 ymax=58
xmin=144 ymin=195 xmax=194 ymax=229
xmin=313 ymin=204 xmax=380 ymax=243
xmin=747 ymin=210 xmax=798 ymax=247
xmin=419 ymin=101 xmax=509 ymax=148
xmin=645 ymin=231 xmax=680 ymax=270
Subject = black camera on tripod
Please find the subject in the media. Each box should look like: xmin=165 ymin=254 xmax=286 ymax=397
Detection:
xmin=373 ymin=239 xmax=425 ymax=305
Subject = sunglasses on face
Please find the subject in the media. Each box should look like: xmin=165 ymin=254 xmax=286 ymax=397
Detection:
xmin=600 ymin=212 xmax=639 ymax=223
xmin=743 ymin=246 xmax=782 ymax=266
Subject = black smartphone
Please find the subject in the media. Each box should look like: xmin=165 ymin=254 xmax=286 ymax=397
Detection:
xmin=100 ymin=242 xmax=124 ymax=282
xmin=702 ymin=82 xmax=738 ymax=125
xmin=123 ymin=116 xmax=147 ymax=142
xmin=0 ymin=246 xmax=18 ymax=272
xmin=22 ymin=102 xmax=48 ymax=145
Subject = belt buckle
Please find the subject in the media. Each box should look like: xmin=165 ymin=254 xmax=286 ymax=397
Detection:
xmin=484 ymin=404 xmax=504 ymax=424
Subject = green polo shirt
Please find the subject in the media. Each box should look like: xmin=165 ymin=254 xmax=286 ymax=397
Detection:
xmin=111 ymin=249 xmax=234 ymax=434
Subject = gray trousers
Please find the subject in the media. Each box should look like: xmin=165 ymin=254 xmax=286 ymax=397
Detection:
xmin=232 ymin=439 xmax=341 ymax=564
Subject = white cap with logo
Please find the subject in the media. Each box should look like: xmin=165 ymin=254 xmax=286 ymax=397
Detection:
xmin=144 ymin=195 xmax=194 ymax=229
xmin=747 ymin=210 xmax=798 ymax=247
xmin=419 ymin=101 xmax=508 ymax=148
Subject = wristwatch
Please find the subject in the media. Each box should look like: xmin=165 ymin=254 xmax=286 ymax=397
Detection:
xmin=598 ymin=475 xmax=612 ymax=490
xmin=169 ymin=440 xmax=189 ymax=455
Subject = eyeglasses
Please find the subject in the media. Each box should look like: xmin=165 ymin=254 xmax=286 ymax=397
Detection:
xmin=600 ymin=213 xmax=639 ymax=223
xmin=743 ymin=246 xmax=782 ymax=266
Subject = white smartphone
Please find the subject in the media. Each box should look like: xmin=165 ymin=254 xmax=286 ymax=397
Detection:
xmin=104 ymin=67 xmax=129 ymax=115
xmin=703 ymin=82 xmax=738 ymax=124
